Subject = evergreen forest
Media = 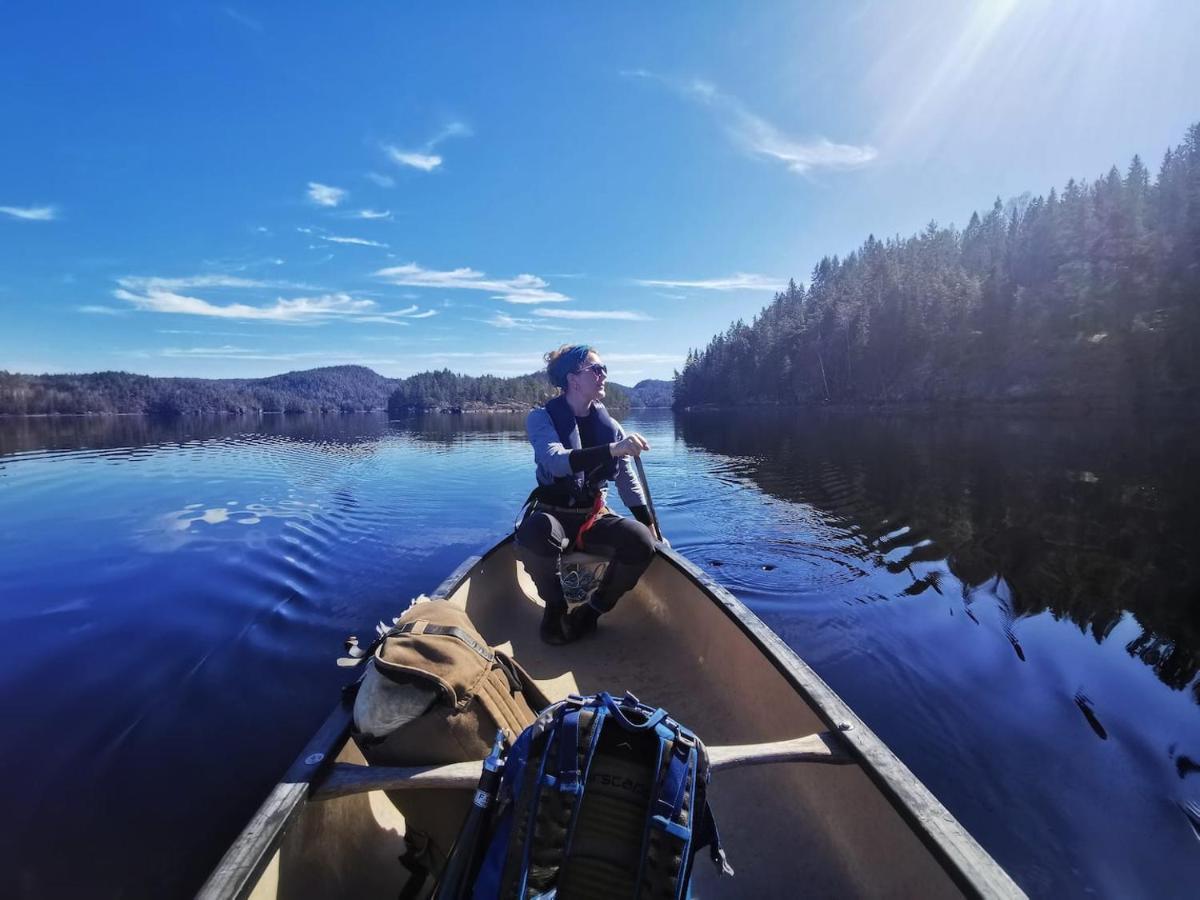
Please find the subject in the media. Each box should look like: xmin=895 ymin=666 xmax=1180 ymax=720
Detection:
xmin=385 ymin=369 xmax=628 ymax=415
xmin=674 ymin=123 xmax=1200 ymax=408
xmin=0 ymin=365 xmax=632 ymax=417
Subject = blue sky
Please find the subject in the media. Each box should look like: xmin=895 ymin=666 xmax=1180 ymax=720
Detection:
xmin=2 ymin=1 xmax=1196 ymax=382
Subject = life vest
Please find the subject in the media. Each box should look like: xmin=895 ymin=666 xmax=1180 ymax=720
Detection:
xmin=544 ymin=394 xmax=620 ymax=504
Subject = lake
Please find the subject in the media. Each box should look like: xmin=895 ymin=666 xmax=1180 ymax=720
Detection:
xmin=2 ymin=409 xmax=1198 ymax=898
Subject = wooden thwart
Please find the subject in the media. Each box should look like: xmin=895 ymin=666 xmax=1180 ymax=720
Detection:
xmin=312 ymin=731 xmax=851 ymax=801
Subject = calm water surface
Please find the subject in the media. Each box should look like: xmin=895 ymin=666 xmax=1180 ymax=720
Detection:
xmin=2 ymin=410 xmax=1198 ymax=898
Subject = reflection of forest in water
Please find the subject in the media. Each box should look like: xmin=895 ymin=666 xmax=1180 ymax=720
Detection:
xmin=0 ymin=411 xmax=530 ymax=459
xmin=0 ymin=413 xmax=390 ymax=457
xmin=388 ymin=411 xmax=527 ymax=448
xmin=676 ymin=409 xmax=1200 ymax=699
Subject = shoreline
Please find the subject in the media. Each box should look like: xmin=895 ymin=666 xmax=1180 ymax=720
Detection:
xmin=1 ymin=397 xmax=1194 ymax=421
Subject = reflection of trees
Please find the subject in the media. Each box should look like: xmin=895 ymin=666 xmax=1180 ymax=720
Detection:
xmin=0 ymin=413 xmax=393 ymax=459
xmin=0 ymin=410 xmax=532 ymax=461
xmin=676 ymin=410 xmax=1200 ymax=697
xmin=389 ymin=411 xmax=528 ymax=449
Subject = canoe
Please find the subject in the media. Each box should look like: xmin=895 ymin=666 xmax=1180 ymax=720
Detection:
xmin=198 ymin=536 xmax=1025 ymax=899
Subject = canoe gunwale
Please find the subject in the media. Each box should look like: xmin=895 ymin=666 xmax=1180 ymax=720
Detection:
xmin=195 ymin=699 xmax=355 ymax=900
xmin=653 ymin=542 xmax=1024 ymax=900
xmin=195 ymin=546 xmax=500 ymax=900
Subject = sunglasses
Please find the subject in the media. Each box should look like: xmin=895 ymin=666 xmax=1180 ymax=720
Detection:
xmin=576 ymin=362 xmax=608 ymax=377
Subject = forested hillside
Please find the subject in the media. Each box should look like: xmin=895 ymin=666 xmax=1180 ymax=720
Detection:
xmin=0 ymin=365 xmax=629 ymax=416
xmin=627 ymin=379 xmax=673 ymax=408
xmin=675 ymin=123 xmax=1200 ymax=408
xmin=0 ymin=366 xmax=397 ymax=416
xmin=386 ymin=369 xmax=627 ymax=414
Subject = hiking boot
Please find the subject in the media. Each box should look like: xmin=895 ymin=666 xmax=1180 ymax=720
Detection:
xmin=567 ymin=603 xmax=600 ymax=638
xmin=539 ymin=604 xmax=575 ymax=645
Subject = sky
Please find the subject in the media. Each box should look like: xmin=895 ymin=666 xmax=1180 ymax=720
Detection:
xmin=1 ymin=0 xmax=1197 ymax=383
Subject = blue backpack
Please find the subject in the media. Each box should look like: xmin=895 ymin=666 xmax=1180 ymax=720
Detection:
xmin=468 ymin=692 xmax=732 ymax=899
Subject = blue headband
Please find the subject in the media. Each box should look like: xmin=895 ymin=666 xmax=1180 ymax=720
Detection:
xmin=548 ymin=344 xmax=593 ymax=389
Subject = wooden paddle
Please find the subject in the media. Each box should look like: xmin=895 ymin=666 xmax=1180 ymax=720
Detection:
xmin=312 ymin=731 xmax=851 ymax=800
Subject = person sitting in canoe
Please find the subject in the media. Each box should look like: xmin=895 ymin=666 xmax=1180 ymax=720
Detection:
xmin=516 ymin=344 xmax=659 ymax=644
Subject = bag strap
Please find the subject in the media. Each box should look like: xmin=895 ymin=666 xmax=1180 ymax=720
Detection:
xmin=340 ymin=615 xmax=496 ymax=668
xmin=387 ymin=620 xmax=496 ymax=664
xmin=495 ymin=651 xmax=553 ymax=713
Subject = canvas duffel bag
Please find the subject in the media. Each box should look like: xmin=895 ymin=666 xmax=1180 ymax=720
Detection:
xmin=352 ymin=599 xmax=550 ymax=766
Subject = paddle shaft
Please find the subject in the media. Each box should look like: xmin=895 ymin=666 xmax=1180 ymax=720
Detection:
xmin=633 ymin=454 xmax=662 ymax=542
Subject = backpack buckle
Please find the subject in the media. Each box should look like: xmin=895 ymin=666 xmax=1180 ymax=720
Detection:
xmin=673 ymin=726 xmax=697 ymax=751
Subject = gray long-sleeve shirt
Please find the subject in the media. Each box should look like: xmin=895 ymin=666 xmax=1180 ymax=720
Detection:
xmin=526 ymin=405 xmax=647 ymax=511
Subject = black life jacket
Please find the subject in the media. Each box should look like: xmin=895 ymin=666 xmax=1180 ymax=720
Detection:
xmin=544 ymin=394 xmax=620 ymax=503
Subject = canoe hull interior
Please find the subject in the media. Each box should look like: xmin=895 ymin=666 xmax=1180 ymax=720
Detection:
xmin=216 ymin=539 xmax=1018 ymax=900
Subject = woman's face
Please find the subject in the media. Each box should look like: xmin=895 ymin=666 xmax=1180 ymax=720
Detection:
xmin=570 ymin=350 xmax=607 ymax=402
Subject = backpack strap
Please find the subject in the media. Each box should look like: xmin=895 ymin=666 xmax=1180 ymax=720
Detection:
xmin=472 ymin=713 xmax=543 ymax=900
xmin=652 ymin=725 xmax=695 ymax=840
xmin=694 ymin=802 xmax=735 ymax=878
xmin=638 ymin=719 xmax=733 ymax=898
xmin=597 ymin=690 xmax=668 ymax=731
xmin=519 ymin=702 xmax=606 ymax=896
xmin=557 ymin=703 xmax=609 ymax=866
xmin=555 ymin=705 xmax=587 ymax=795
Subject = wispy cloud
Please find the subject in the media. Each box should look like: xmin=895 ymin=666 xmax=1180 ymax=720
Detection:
xmin=113 ymin=275 xmax=435 ymax=324
xmin=0 ymin=204 xmax=57 ymax=221
xmin=387 ymin=149 xmax=442 ymax=172
xmin=384 ymin=121 xmax=471 ymax=173
xmin=162 ymin=345 xmax=275 ymax=359
xmin=156 ymin=329 xmax=256 ymax=337
xmin=297 ymin=225 xmax=388 ymax=248
xmin=78 ymin=305 xmax=128 ymax=316
xmin=152 ymin=346 xmax=398 ymax=364
xmin=115 ymin=288 xmax=375 ymax=322
xmin=322 ymin=235 xmax=388 ymax=247
xmin=354 ymin=209 xmax=392 ymax=220
xmin=533 ymin=309 xmax=651 ymax=321
xmin=200 ymin=253 xmax=287 ymax=272
xmin=625 ymin=71 xmax=876 ymax=173
xmin=634 ymin=272 xmax=786 ymax=292
xmin=365 ymin=172 xmax=395 ymax=188
xmin=306 ymin=182 xmax=347 ymax=207
xmin=222 ymin=7 xmax=263 ymax=31
xmin=117 ymin=274 xmax=292 ymax=292
xmin=374 ymin=263 xmax=570 ymax=304
xmin=485 ymin=312 xmax=568 ymax=332
xmin=408 ymin=350 xmax=545 ymax=375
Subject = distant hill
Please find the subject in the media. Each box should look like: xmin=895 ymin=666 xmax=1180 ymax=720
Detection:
xmin=0 ymin=365 xmax=629 ymax=417
xmin=626 ymin=379 xmax=673 ymax=408
xmin=0 ymin=365 xmax=397 ymax=416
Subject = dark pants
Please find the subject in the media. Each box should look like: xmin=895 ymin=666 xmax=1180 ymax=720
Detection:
xmin=514 ymin=507 xmax=656 ymax=615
